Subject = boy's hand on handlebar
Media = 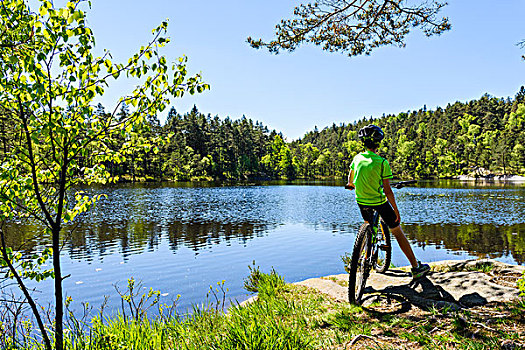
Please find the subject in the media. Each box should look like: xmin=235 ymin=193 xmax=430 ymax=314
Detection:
xmin=345 ymin=183 xmax=355 ymax=190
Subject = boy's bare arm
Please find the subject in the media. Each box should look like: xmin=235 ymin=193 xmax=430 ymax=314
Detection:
xmin=346 ymin=169 xmax=355 ymax=190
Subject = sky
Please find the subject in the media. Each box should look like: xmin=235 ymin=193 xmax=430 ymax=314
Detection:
xmin=80 ymin=0 xmax=525 ymax=140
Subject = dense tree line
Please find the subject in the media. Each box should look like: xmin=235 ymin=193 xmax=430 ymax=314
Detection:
xmin=297 ymin=88 xmax=525 ymax=179
xmin=1 ymin=89 xmax=524 ymax=181
xmin=75 ymin=104 xmax=279 ymax=181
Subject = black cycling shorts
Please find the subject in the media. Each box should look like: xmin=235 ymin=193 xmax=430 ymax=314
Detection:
xmin=358 ymin=201 xmax=400 ymax=229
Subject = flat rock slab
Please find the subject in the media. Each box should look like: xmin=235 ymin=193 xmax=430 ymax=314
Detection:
xmin=295 ymin=277 xmax=348 ymax=301
xmin=296 ymin=259 xmax=524 ymax=310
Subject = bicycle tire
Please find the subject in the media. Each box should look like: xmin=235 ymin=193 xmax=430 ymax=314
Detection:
xmin=374 ymin=220 xmax=392 ymax=273
xmin=348 ymin=223 xmax=372 ymax=304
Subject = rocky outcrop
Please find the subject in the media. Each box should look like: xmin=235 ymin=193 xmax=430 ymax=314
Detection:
xmin=296 ymin=259 xmax=524 ymax=310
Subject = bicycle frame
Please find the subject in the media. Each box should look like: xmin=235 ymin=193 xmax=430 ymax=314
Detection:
xmin=368 ymin=210 xmax=381 ymax=244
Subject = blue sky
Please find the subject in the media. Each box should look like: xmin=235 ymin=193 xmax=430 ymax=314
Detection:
xmin=84 ymin=0 xmax=525 ymax=140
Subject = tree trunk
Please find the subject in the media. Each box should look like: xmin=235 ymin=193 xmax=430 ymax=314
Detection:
xmin=502 ymin=151 xmax=506 ymax=175
xmin=52 ymin=155 xmax=70 ymax=350
xmin=0 ymin=228 xmax=52 ymax=350
xmin=52 ymin=225 xmax=64 ymax=350
xmin=0 ymin=119 xmax=7 ymax=157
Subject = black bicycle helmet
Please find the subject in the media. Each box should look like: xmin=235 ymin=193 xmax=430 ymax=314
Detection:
xmin=358 ymin=124 xmax=384 ymax=147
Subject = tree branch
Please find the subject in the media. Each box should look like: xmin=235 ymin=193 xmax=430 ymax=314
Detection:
xmin=0 ymin=224 xmax=52 ymax=350
xmin=18 ymin=97 xmax=56 ymax=228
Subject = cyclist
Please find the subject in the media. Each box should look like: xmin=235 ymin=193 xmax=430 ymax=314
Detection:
xmin=346 ymin=124 xmax=430 ymax=280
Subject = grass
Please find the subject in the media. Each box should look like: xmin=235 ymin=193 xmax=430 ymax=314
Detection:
xmin=4 ymin=266 xmax=525 ymax=349
xmin=467 ymin=261 xmax=495 ymax=273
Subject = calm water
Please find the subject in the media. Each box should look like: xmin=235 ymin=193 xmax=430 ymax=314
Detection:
xmin=3 ymin=180 xmax=525 ymax=314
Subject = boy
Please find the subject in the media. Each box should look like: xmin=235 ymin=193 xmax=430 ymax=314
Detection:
xmin=346 ymin=124 xmax=430 ymax=279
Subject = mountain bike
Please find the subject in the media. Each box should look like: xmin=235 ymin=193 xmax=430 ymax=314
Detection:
xmin=346 ymin=180 xmax=416 ymax=304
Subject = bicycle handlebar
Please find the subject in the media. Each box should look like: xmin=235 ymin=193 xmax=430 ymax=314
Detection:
xmin=344 ymin=180 xmax=416 ymax=190
xmin=390 ymin=180 xmax=417 ymax=189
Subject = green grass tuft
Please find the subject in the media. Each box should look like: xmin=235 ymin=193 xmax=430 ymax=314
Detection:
xmin=243 ymin=262 xmax=285 ymax=299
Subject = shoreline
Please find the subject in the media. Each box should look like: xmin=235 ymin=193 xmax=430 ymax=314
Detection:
xmin=241 ymin=258 xmax=525 ymax=308
xmin=457 ymin=174 xmax=525 ymax=182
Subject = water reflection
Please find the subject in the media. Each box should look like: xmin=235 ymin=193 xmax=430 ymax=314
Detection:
xmin=405 ymin=223 xmax=525 ymax=264
xmin=2 ymin=182 xmax=525 ymax=264
xmin=5 ymin=220 xmax=276 ymax=260
xmin=4 ymin=220 xmax=525 ymax=267
xmin=1 ymin=182 xmax=524 ymax=313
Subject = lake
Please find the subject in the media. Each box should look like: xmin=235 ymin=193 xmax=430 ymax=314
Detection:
xmin=2 ymin=180 xmax=525 ymax=314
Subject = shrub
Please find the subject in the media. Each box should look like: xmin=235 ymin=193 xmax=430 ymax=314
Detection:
xmin=518 ymin=271 xmax=525 ymax=298
xmin=243 ymin=262 xmax=285 ymax=299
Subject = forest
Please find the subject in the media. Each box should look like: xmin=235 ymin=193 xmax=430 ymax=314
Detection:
xmin=1 ymin=88 xmax=524 ymax=181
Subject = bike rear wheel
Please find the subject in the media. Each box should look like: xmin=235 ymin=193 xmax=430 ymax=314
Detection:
xmin=348 ymin=223 xmax=372 ymax=304
xmin=374 ymin=220 xmax=392 ymax=273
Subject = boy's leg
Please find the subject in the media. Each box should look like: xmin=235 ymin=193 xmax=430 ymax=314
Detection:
xmin=361 ymin=202 xmax=429 ymax=277
xmin=390 ymin=226 xmax=418 ymax=268
xmin=391 ymin=225 xmax=430 ymax=279
xmin=374 ymin=202 xmax=419 ymax=269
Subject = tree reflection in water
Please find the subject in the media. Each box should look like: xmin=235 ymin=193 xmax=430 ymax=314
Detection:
xmin=2 ymin=182 xmax=524 ymax=265
xmin=405 ymin=223 xmax=525 ymax=264
xmin=4 ymin=220 xmax=524 ymax=265
xmin=2 ymin=220 xmax=276 ymax=260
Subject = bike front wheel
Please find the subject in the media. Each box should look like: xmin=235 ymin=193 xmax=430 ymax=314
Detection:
xmin=374 ymin=220 xmax=392 ymax=273
xmin=348 ymin=223 xmax=372 ymax=304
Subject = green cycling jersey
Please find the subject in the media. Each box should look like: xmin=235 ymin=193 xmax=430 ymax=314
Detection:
xmin=350 ymin=150 xmax=393 ymax=206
